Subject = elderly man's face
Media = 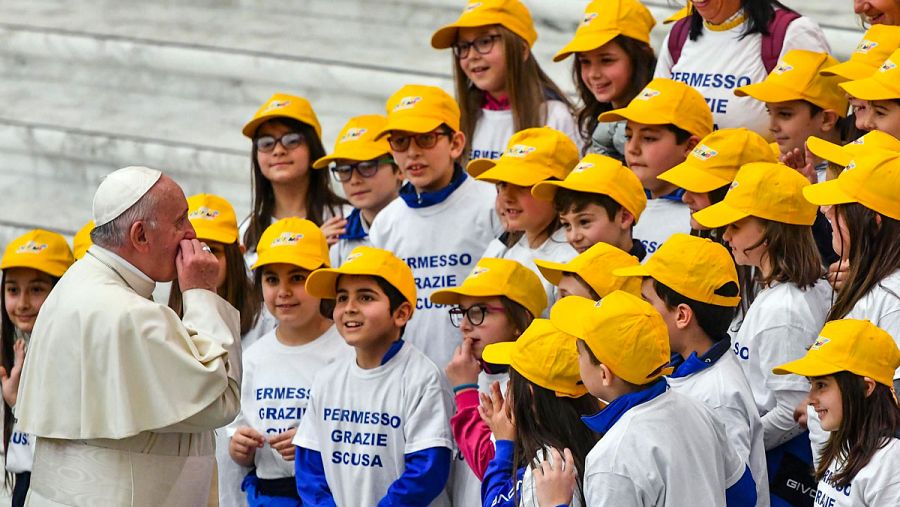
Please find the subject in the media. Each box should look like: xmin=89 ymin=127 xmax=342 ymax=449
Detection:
xmin=145 ymin=177 xmax=196 ymax=282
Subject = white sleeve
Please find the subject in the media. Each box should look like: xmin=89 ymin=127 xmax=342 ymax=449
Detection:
xmin=545 ymin=100 xmax=583 ymax=153
xmin=758 ymin=324 xmax=813 ymax=393
xmin=654 ymin=32 xmax=674 ymax=79
xmin=293 ymin=380 xmax=321 ymax=451
xmin=585 ymin=471 xmax=643 ymax=507
xmin=717 ymin=406 xmax=754 ymax=466
xmin=780 ymin=15 xmax=831 ymax=57
xmin=762 ymin=389 xmax=808 ymax=450
xmin=403 ymin=370 xmax=454 ymax=454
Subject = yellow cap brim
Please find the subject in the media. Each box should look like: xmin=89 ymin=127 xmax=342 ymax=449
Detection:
xmin=313 ymin=147 xmax=391 ymax=169
xmin=304 ymin=268 xmax=343 ymax=299
xmin=481 ymin=341 xmax=516 ymax=366
xmin=466 ymin=158 xmax=497 ymax=178
xmin=242 ymin=115 xmax=321 ymax=140
xmin=802 ymin=180 xmax=855 ymax=207
xmin=598 ymin=105 xmax=657 ymax=126
xmin=691 ymin=201 xmax=750 ymax=229
xmin=734 ymin=82 xmax=803 ymax=103
xmin=533 ymin=259 xmax=569 ymax=286
xmin=658 ymin=163 xmax=732 ymax=193
xmin=375 ymin=117 xmax=445 ymax=140
xmin=806 ymin=137 xmax=852 ymax=167
xmin=772 ymin=356 xmax=843 ymax=378
xmin=430 ymin=284 xmax=506 ymax=306
xmin=0 ymin=258 xmax=70 ymax=278
xmin=611 ymin=264 xmax=651 ymax=278
xmin=431 ymin=18 xmax=495 ymax=49
xmin=475 ymin=163 xmax=547 ymax=187
xmin=548 ymin=296 xmax=594 ymax=343
xmin=252 ymin=253 xmax=325 ymax=273
xmin=821 ymin=60 xmax=877 ymax=81
xmin=531 ymin=180 xmax=565 ymax=201
xmin=840 ymin=79 xmax=899 ymax=101
xmin=194 ymin=229 xmax=238 ymax=245
xmin=553 ymin=31 xmax=618 ymax=62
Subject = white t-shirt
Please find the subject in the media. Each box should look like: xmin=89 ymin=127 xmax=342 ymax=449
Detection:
xmin=368 ymin=177 xmax=500 ymax=368
xmin=584 ymin=389 xmax=746 ymax=506
xmin=329 ymin=227 xmax=372 ymax=268
xmin=667 ymin=352 xmax=769 ymax=506
xmin=655 ymin=13 xmax=830 ymax=137
xmin=6 ymin=420 xmax=34 ymax=474
xmin=633 ymin=198 xmax=691 ymax=261
xmin=293 ymin=342 xmax=454 ymax=506
xmin=481 ymin=229 xmax=577 ymax=315
xmin=846 ymin=269 xmax=900 ymax=380
xmin=228 ymin=327 xmax=349 ymax=479
xmin=469 ymin=100 xmax=581 ymax=161
xmin=815 ymin=437 xmax=900 ymax=506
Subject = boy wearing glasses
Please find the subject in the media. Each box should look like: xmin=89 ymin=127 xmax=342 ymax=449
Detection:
xmin=313 ymin=115 xmax=404 ymax=267
xmin=369 ymin=84 xmax=501 ymax=369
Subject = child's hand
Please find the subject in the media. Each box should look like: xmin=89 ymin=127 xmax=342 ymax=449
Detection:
xmin=269 ymin=428 xmax=298 ymax=461
xmin=477 ymin=381 xmax=515 ymax=441
xmin=793 ymin=398 xmax=810 ymax=429
xmin=446 ymin=338 xmax=481 ymax=389
xmin=533 ymin=447 xmax=577 ymax=507
xmin=320 ymin=217 xmax=348 ymax=246
xmin=229 ymin=426 xmax=265 ymax=466
xmin=781 ymin=146 xmax=817 ymax=185
xmin=827 ymin=259 xmax=850 ymax=290
xmin=0 ymin=340 xmax=26 ymax=408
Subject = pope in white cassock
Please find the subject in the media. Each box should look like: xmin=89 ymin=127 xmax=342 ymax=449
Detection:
xmin=15 ymin=166 xmax=242 ymax=506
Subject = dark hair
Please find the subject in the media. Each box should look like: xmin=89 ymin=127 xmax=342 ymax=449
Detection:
xmin=828 ymin=204 xmax=900 ymax=320
xmin=665 ymin=124 xmax=694 ymax=145
xmin=567 ymin=273 xmax=602 ymax=300
xmin=242 ymin=118 xmax=347 ymax=251
xmin=815 ymin=372 xmax=900 ymax=487
xmin=508 ymin=368 xmax=599 ymax=506
xmin=499 ymin=296 xmax=535 ymax=337
xmin=169 ymin=241 xmax=261 ymax=336
xmin=687 ymin=0 xmax=796 ymax=41
xmin=572 ymin=35 xmax=656 ymax=148
xmin=554 ymin=188 xmax=622 ymax=221
xmin=578 ymin=338 xmax=602 ymax=366
xmin=804 ymin=103 xmax=852 ymax=146
xmin=747 ymin=219 xmax=824 ymax=289
xmin=652 ymin=279 xmax=738 ymax=341
xmin=454 ymin=25 xmax=574 ymax=159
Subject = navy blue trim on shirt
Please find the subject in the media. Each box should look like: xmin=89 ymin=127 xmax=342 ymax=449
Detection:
xmin=669 ymin=338 xmax=731 ymax=378
xmin=398 ymin=164 xmax=467 ymax=208
xmin=381 ymin=339 xmax=405 ymax=366
xmin=645 ymin=188 xmax=686 ymax=202
xmin=581 ymin=378 xmax=668 ymax=434
xmin=339 ymin=208 xmax=368 ymax=241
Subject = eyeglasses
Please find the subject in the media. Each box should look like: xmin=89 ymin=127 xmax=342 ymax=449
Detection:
xmin=330 ymin=157 xmax=394 ymax=182
xmin=388 ymin=130 xmax=452 ymax=152
xmin=449 ymin=304 xmax=506 ymax=327
xmin=255 ymin=132 xmax=305 ymax=153
xmin=452 ymin=34 xmax=502 ymax=59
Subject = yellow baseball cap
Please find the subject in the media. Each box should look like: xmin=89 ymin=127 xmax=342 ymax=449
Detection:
xmin=535 ymin=242 xmax=641 ymax=299
xmin=803 ymin=150 xmax=900 ymax=221
xmin=377 ymin=84 xmax=461 ymax=138
xmin=599 ymin=78 xmax=713 ymax=139
xmin=313 ymin=115 xmax=392 ymax=169
xmin=243 ymin=93 xmax=322 ymax=139
xmin=822 ymin=25 xmax=900 ymax=81
xmin=430 ymin=257 xmax=547 ymax=319
xmin=659 ymin=128 xmax=778 ymax=193
xmin=468 ymin=127 xmax=579 ymax=186
xmin=72 ymin=220 xmax=94 ymax=260
xmin=692 ymin=162 xmax=818 ymax=228
xmin=773 ymin=319 xmax=900 ymax=388
xmin=431 ymin=0 xmax=537 ymax=49
xmin=554 ymin=0 xmax=655 ymax=62
xmin=807 ymin=130 xmax=900 ymax=167
xmin=663 ymin=3 xmax=692 ymax=24
xmin=840 ymin=49 xmax=900 ymax=101
xmin=305 ymin=246 xmax=417 ymax=314
xmin=187 ymin=194 xmax=239 ymax=245
xmin=1 ymin=229 xmax=74 ymax=278
xmin=251 ymin=218 xmax=330 ymax=271
xmin=482 ymin=319 xmax=588 ymax=398
xmin=615 ymin=233 xmax=740 ymax=307
xmin=550 ymin=292 xmax=673 ymax=385
xmin=735 ymin=50 xmax=848 ymax=116
xmin=531 ymin=154 xmax=647 ymax=222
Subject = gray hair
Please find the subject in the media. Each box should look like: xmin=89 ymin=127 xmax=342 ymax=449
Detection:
xmin=90 ymin=189 xmax=159 ymax=249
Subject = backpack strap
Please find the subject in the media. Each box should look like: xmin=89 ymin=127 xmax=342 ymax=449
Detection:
xmin=761 ymin=9 xmax=802 ymax=73
xmin=667 ymin=17 xmax=692 ymax=68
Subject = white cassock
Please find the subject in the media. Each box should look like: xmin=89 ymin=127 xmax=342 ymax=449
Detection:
xmin=15 ymin=245 xmax=242 ymax=506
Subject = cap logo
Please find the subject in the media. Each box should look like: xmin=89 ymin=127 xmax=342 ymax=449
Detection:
xmin=572 ymin=161 xmax=594 ymax=173
xmin=856 ymin=40 xmax=878 ymax=54
xmin=468 ymin=266 xmax=490 ymax=278
xmin=593 ymin=299 xmax=604 ymax=308
xmin=582 ymin=12 xmax=598 ymax=25
xmin=393 ymin=96 xmax=422 ymax=112
xmin=729 ymin=180 xmax=740 ymax=190
xmin=811 ymin=337 xmax=830 ymax=350
xmin=845 ymin=160 xmax=857 ymax=171
xmin=345 ymin=252 xmax=363 ymax=263
xmin=880 ymin=59 xmax=897 ymax=72
xmin=637 ymin=88 xmax=660 ymax=101
xmin=773 ymin=62 xmax=794 ymax=75
xmin=340 ymin=128 xmax=367 ymax=143
xmin=271 ymin=232 xmax=304 ymax=247
xmin=464 ymin=2 xmax=482 ymax=13
xmin=505 ymin=144 xmax=536 ymax=158
xmin=263 ymin=100 xmax=290 ymax=112
xmin=691 ymin=144 xmax=718 ymax=161
xmin=850 ymin=138 xmax=865 ymax=145
xmin=189 ymin=206 xmax=220 ymax=221
xmin=16 ymin=241 xmax=47 ymax=254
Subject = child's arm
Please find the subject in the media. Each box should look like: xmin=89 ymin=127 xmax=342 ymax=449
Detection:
xmin=724 ymin=466 xmax=757 ymax=507
xmin=295 ymin=446 xmax=337 ymax=507
xmin=377 ymin=447 xmax=451 ymax=506
xmin=0 ymin=339 xmax=25 ymax=408
xmin=450 ymin=390 xmax=495 ymax=479
xmin=479 ymin=440 xmax=523 ymax=507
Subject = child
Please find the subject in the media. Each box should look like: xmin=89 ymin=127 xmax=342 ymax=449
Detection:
xmin=599 ymin=78 xmax=714 ymax=258
xmin=312 ymin=115 xmax=403 ymax=268
xmin=773 ymin=319 xmax=900 ymax=506
xmin=294 ymin=246 xmax=454 ymax=506
xmin=535 ymin=241 xmax=641 ymax=300
xmin=241 ymin=93 xmax=348 ymax=267
xmin=734 ymin=49 xmax=849 ymax=183
xmin=227 ymin=218 xmax=348 ymax=507
xmin=479 ymin=319 xmax=600 ymax=507
xmin=72 ymin=220 xmax=93 ymax=260
xmin=430 ymin=0 xmax=579 ymax=161
xmin=470 ymin=127 xmax=579 ymax=307
xmin=429 ymin=257 xmax=546 ymax=503
xmin=693 ymin=162 xmax=832 ymax=503
xmin=368 ymin=84 xmax=501 ymax=369
xmin=547 ymin=291 xmax=756 ymax=506
xmin=840 ymin=48 xmax=900 ymax=138
xmin=0 ymin=230 xmax=74 ymax=507
xmin=802 ymin=149 xmax=900 ymax=390
xmin=531 ymin=153 xmax=647 ymax=260
xmin=614 ymin=233 xmax=769 ymax=505
xmin=553 ymin=0 xmax=657 ymax=159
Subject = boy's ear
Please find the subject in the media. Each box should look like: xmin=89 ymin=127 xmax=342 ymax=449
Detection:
xmin=617 ymin=208 xmax=635 ymax=230
xmin=819 ymin=109 xmax=840 ymax=132
xmin=683 ymin=135 xmax=701 ymax=155
xmin=392 ymin=301 xmax=414 ymax=327
xmin=674 ymin=303 xmax=693 ymax=330
xmin=599 ymin=363 xmax=615 ymax=387
xmin=449 ymin=130 xmax=467 ymax=160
